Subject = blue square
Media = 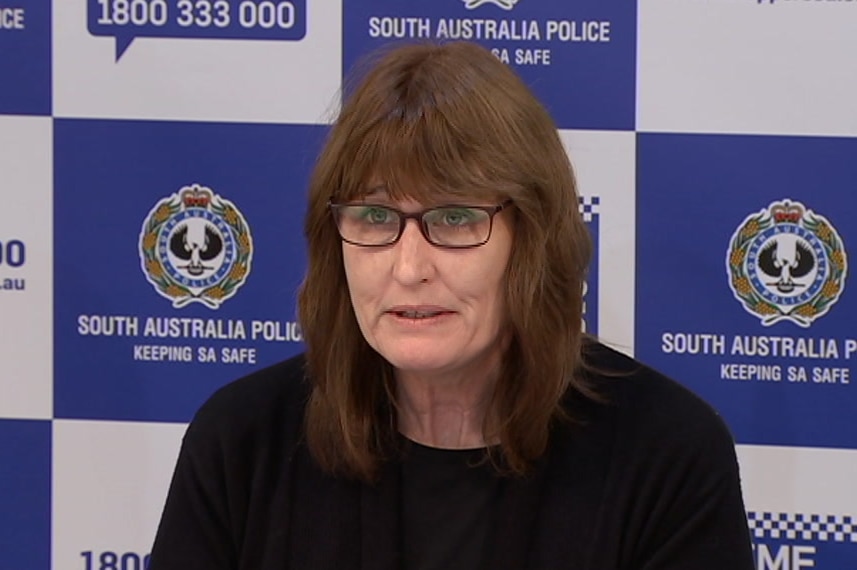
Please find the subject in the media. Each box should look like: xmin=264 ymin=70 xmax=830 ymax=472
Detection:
xmin=0 ymin=1 xmax=51 ymax=115
xmin=54 ymin=119 xmax=326 ymax=422
xmin=343 ymin=0 xmax=636 ymax=130
xmin=636 ymin=133 xmax=857 ymax=449
xmin=0 ymin=419 xmax=51 ymax=570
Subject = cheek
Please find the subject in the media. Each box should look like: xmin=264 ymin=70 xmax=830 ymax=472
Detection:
xmin=451 ymin=255 xmax=509 ymax=317
xmin=342 ymin=248 xmax=384 ymax=310
xmin=342 ymin=249 xmax=363 ymax=300
xmin=475 ymin=241 xmax=512 ymax=323
xmin=485 ymin=274 xmax=509 ymax=325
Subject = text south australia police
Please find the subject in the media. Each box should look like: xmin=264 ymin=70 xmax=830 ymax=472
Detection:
xmin=77 ymin=315 xmax=302 ymax=364
xmin=662 ymin=332 xmax=855 ymax=385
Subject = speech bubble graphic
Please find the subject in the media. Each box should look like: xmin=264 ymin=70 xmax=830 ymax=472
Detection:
xmin=87 ymin=0 xmax=307 ymax=61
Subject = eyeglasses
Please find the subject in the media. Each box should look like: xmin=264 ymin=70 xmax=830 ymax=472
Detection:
xmin=329 ymin=200 xmax=513 ymax=249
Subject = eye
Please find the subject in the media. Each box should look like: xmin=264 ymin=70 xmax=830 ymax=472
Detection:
xmin=358 ymin=206 xmax=395 ymax=224
xmin=435 ymin=208 xmax=478 ymax=226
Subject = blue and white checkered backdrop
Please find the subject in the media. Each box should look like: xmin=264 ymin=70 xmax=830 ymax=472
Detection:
xmin=1 ymin=1 xmax=855 ymax=568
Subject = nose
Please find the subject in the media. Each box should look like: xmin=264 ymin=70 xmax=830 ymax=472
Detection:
xmin=391 ymin=219 xmax=435 ymax=285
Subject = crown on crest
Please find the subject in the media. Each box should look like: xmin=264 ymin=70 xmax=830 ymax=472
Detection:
xmin=771 ymin=202 xmax=803 ymax=224
xmin=180 ymin=185 xmax=212 ymax=208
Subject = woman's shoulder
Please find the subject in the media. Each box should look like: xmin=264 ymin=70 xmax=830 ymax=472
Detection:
xmin=185 ymin=352 xmax=310 ymax=446
xmin=577 ymin=339 xmax=735 ymax=448
xmin=562 ymin=342 xmax=753 ymax=569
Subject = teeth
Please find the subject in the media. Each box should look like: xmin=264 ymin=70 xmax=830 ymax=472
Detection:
xmin=400 ymin=311 xmax=439 ymax=319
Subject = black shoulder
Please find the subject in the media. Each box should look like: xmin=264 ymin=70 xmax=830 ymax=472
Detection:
xmin=580 ymin=340 xmax=735 ymax=448
xmin=186 ymin=353 xmax=310 ymax=445
xmin=577 ymin=342 xmax=753 ymax=569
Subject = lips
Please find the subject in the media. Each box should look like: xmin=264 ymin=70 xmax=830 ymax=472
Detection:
xmin=386 ymin=305 xmax=454 ymax=319
xmin=397 ymin=310 xmax=440 ymax=319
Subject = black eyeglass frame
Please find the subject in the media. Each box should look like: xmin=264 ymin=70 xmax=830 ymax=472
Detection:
xmin=328 ymin=199 xmax=513 ymax=249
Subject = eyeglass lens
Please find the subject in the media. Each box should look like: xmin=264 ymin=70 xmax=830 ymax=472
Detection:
xmin=335 ymin=205 xmax=494 ymax=247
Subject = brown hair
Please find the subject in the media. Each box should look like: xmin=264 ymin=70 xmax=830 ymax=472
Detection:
xmin=298 ymin=41 xmax=593 ymax=482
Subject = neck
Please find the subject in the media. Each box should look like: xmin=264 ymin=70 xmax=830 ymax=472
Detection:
xmin=395 ymin=361 xmax=500 ymax=449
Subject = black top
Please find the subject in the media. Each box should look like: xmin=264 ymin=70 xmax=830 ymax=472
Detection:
xmin=148 ymin=341 xmax=755 ymax=570
xmin=400 ymin=440 xmax=500 ymax=570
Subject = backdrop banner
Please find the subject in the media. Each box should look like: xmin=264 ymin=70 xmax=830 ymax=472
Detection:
xmin=1 ymin=0 xmax=854 ymax=568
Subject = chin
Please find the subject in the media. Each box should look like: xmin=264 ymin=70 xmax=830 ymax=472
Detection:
xmin=376 ymin=343 xmax=460 ymax=375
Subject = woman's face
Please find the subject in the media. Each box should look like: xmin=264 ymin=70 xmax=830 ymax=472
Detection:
xmin=342 ymin=196 xmax=514 ymax=380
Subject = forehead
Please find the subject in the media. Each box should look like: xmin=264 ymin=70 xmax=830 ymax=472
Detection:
xmin=329 ymin=108 xmax=515 ymax=206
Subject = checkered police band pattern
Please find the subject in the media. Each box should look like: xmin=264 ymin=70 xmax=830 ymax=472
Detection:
xmin=748 ymin=512 xmax=857 ymax=543
xmin=2 ymin=0 xmax=857 ymax=569
xmin=577 ymin=196 xmax=600 ymax=223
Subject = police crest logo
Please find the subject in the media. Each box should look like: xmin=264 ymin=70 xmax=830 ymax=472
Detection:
xmin=726 ymin=199 xmax=847 ymax=327
xmin=462 ymin=0 xmax=519 ymax=10
xmin=139 ymin=184 xmax=253 ymax=309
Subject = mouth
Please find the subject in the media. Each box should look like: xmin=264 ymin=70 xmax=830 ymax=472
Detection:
xmin=386 ymin=307 xmax=454 ymax=321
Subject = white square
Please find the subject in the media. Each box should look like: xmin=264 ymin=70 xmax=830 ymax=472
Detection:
xmin=53 ymin=0 xmax=342 ymax=124
xmin=52 ymin=419 xmax=187 ymax=569
xmin=0 ymin=116 xmax=52 ymax=420
xmin=559 ymin=130 xmax=636 ymax=357
xmin=737 ymin=444 xmax=857 ymax=517
xmin=638 ymin=0 xmax=857 ymax=137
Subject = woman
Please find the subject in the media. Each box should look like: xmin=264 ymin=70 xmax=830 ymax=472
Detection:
xmin=149 ymin=41 xmax=755 ymax=569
